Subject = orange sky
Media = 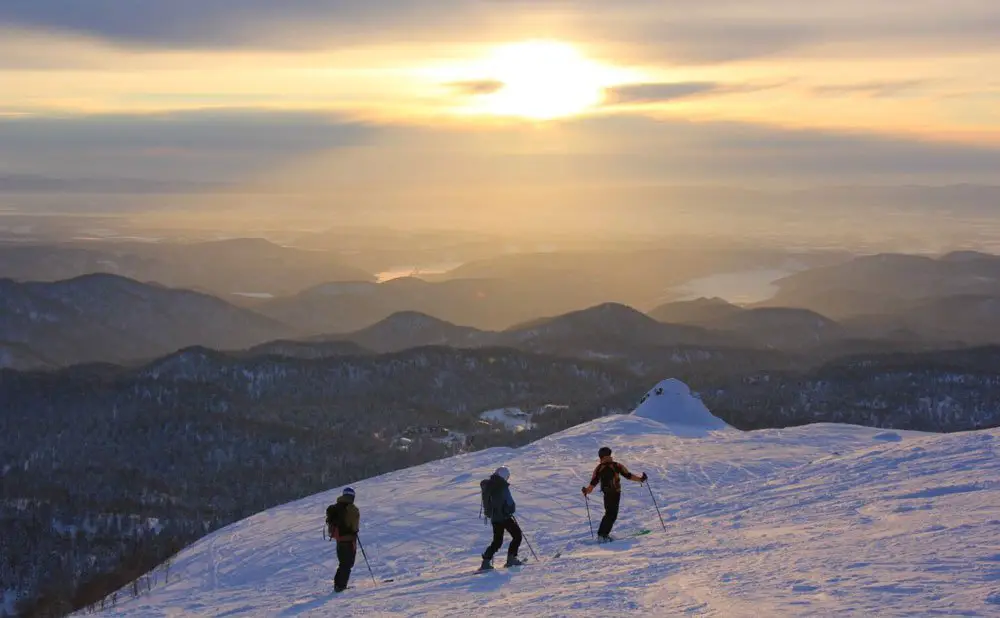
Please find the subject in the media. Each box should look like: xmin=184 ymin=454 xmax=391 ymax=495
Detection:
xmin=2 ymin=0 xmax=1000 ymax=143
xmin=1 ymin=0 xmax=999 ymax=200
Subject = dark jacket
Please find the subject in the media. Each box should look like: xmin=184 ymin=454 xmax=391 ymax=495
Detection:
xmin=483 ymin=474 xmax=516 ymax=523
xmin=590 ymin=457 xmax=636 ymax=494
xmin=333 ymin=494 xmax=360 ymax=542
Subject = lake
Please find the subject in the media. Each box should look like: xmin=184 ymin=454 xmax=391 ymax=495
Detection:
xmin=671 ymin=267 xmax=798 ymax=304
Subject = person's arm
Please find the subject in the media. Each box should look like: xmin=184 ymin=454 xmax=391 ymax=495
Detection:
xmin=505 ymin=487 xmax=516 ymax=516
xmin=619 ymin=463 xmax=648 ymax=484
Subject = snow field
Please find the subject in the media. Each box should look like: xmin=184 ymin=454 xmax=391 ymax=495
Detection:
xmin=83 ymin=381 xmax=1000 ymax=617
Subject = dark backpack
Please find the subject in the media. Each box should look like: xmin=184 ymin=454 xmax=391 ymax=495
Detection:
xmin=480 ymin=477 xmax=508 ymax=520
xmin=596 ymin=462 xmax=621 ymax=494
xmin=326 ymin=502 xmax=347 ymax=540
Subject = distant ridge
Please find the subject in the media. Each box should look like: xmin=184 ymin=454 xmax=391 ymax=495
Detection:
xmin=0 ymin=274 xmax=292 ymax=366
xmin=333 ymin=311 xmax=486 ymax=353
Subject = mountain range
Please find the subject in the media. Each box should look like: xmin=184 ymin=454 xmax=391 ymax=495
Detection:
xmin=9 ymin=247 xmax=1000 ymax=371
xmin=0 ymin=273 xmax=291 ymax=367
xmin=255 ymin=245 xmax=846 ymax=333
xmin=312 ymin=303 xmax=841 ymax=358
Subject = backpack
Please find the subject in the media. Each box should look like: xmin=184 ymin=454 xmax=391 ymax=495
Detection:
xmin=326 ymin=502 xmax=347 ymax=540
xmin=596 ymin=462 xmax=621 ymax=494
xmin=480 ymin=477 xmax=508 ymax=520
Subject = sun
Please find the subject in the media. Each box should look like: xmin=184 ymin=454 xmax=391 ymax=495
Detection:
xmin=449 ymin=40 xmax=620 ymax=120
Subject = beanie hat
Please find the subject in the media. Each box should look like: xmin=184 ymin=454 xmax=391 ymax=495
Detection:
xmin=494 ymin=466 xmax=510 ymax=480
xmin=343 ymin=487 xmax=356 ymax=497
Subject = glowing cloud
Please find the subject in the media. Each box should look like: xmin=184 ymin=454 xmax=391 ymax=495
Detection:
xmin=428 ymin=40 xmax=639 ymax=120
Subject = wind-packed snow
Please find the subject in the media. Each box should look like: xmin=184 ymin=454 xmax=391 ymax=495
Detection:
xmin=632 ymin=378 xmax=732 ymax=434
xmin=82 ymin=380 xmax=1000 ymax=617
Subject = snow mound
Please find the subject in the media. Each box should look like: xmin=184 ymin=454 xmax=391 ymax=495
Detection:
xmin=631 ymin=378 xmax=732 ymax=433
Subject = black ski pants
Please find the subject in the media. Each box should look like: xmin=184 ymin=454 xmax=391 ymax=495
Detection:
xmin=483 ymin=517 xmax=522 ymax=560
xmin=598 ymin=491 xmax=621 ymax=537
xmin=335 ymin=540 xmax=356 ymax=590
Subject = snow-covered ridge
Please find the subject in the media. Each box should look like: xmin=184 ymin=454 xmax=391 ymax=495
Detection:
xmin=82 ymin=380 xmax=1000 ymax=617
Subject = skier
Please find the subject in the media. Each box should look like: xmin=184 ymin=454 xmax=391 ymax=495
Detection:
xmin=326 ymin=487 xmax=361 ymax=592
xmin=581 ymin=447 xmax=647 ymax=541
xmin=479 ymin=466 xmax=525 ymax=570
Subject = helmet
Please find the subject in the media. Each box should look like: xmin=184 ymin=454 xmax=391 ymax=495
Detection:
xmin=343 ymin=487 xmax=356 ymax=497
xmin=494 ymin=466 xmax=510 ymax=480
xmin=598 ymin=446 xmax=612 ymax=458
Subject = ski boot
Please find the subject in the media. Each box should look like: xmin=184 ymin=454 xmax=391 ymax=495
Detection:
xmin=505 ymin=555 xmax=525 ymax=568
xmin=479 ymin=554 xmax=494 ymax=571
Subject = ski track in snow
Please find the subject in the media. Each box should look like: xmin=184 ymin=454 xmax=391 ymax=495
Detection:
xmin=81 ymin=380 xmax=1000 ymax=617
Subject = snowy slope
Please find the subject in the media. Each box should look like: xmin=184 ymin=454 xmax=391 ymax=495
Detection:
xmin=83 ymin=381 xmax=1000 ymax=617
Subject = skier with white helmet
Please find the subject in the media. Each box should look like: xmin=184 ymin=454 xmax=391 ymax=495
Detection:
xmin=479 ymin=465 xmax=524 ymax=570
xmin=325 ymin=487 xmax=361 ymax=592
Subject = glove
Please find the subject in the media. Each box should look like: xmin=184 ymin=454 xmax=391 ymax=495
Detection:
xmin=640 ymin=472 xmax=648 ymax=482
xmin=581 ymin=486 xmax=591 ymax=496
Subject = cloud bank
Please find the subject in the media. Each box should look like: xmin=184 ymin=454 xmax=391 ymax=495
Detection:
xmin=2 ymin=0 xmax=999 ymax=63
xmin=2 ymin=110 xmax=998 ymax=189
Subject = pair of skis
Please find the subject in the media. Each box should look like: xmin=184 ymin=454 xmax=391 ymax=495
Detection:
xmin=549 ymin=528 xmax=652 ymax=559
xmin=584 ymin=480 xmax=667 ymax=538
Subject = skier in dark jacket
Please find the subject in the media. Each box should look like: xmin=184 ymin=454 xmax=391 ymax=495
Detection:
xmin=581 ymin=447 xmax=647 ymax=541
xmin=480 ymin=466 xmax=524 ymax=570
xmin=327 ymin=487 xmax=361 ymax=592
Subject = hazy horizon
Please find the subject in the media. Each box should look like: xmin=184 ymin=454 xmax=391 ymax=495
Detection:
xmin=2 ymin=1 xmax=1000 ymax=242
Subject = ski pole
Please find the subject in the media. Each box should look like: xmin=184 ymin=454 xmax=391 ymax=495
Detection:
xmin=357 ymin=536 xmax=377 ymax=586
xmin=512 ymin=517 xmax=539 ymax=562
xmin=582 ymin=489 xmax=594 ymax=538
xmin=644 ymin=481 xmax=667 ymax=532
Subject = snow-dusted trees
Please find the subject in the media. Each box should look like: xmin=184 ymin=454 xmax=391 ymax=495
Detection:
xmin=1 ymin=348 xmax=636 ymax=615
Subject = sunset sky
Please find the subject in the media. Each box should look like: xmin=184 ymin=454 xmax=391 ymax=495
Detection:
xmin=2 ymin=0 xmax=1000 ymax=218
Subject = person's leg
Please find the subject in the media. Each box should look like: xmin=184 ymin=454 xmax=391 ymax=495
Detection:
xmin=483 ymin=522 xmax=505 ymax=560
xmin=605 ymin=491 xmax=622 ymax=534
xmin=334 ymin=541 xmax=357 ymax=590
xmin=334 ymin=543 xmax=347 ymax=589
xmin=598 ymin=491 xmax=621 ymax=537
xmin=504 ymin=518 xmax=523 ymax=558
